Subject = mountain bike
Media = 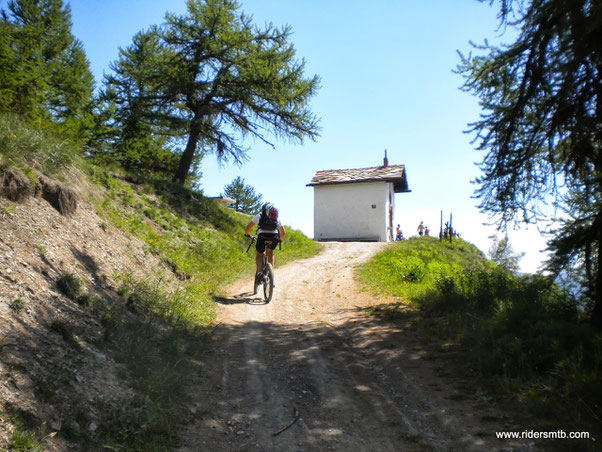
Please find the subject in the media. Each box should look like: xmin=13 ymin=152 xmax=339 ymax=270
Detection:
xmin=245 ymin=235 xmax=279 ymax=302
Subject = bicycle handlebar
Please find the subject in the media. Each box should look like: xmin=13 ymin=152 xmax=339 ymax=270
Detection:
xmin=245 ymin=235 xmax=256 ymax=253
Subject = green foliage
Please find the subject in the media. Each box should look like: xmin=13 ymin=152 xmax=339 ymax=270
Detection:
xmin=0 ymin=113 xmax=83 ymax=177
xmin=1 ymin=203 xmax=15 ymax=216
xmin=104 ymin=0 xmax=321 ymax=183
xmin=0 ymin=0 xmax=95 ymax=142
xmin=359 ymin=237 xmax=601 ymax=432
xmin=358 ymin=237 xmax=491 ymax=301
xmin=7 ymin=428 xmax=44 ymax=452
xmin=56 ymin=272 xmax=100 ymax=307
xmin=488 ymin=234 xmax=524 ymax=274
xmin=116 ymin=137 xmax=181 ymax=178
xmin=98 ymin=281 xmax=198 ymax=450
xmin=223 ymin=176 xmax=262 ymax=214
xmin=98 ymin=30 xmax=185 ymax=180
xmin=99 ymin=394 xmax=176 ymax=450
xmin=457 ymin=0 xmax=602 ymax=325
xmin=94 ymin=173 xmax=318 ymax=287
xmin=56 ymin=273 xmax=83 ymax=300
xmin=8 ymin=298 xmax=24 ymax=312
xmin=6 ymin=406 xmax=60 ymax=451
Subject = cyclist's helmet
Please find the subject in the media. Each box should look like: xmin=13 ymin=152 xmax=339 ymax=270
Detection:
xmin=263 ymin=202 xmax=278 ymax=220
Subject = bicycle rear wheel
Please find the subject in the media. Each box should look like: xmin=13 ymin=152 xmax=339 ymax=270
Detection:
xmin=263 ymin=263 xmax=274 ymax=302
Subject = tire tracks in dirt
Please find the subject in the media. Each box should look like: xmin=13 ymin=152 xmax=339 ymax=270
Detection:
xmin=178 ymin=242 xmax=534 ymax=451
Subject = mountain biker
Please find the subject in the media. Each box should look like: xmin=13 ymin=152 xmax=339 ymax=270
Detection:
xmin=244 ymin=203 xmax=286 ymax=284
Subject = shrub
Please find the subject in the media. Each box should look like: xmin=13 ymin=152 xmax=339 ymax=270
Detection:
xmin=50 ymin=319 xmax=80 ymax=349
xmin=8 ymin=298 xmax=23 ymax=312
xmin=358 ymin=236 xmax=600 ymax=431
xmin=57 ymin=273 xmax=83 ymax=300
xmin=99 ymin=394 xmax=175 ymax=449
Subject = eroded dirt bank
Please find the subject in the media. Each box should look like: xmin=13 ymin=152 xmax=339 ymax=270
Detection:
xmin=178 ymin=242 xmax=533 ymax=452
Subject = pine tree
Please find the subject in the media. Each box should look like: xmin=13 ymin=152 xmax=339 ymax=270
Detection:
xmin=223 ymin=176 xmax=262 ymax=214
xmin=0 ymin=0 xmax=95 ymax=141
xmin=457 ymin=0 xmax=602 ymax=325
xmin=104 ymin=0 xmax=320 ymax=184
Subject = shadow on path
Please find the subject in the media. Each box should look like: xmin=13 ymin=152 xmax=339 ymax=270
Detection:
xmin=213 ymin=291 xmax=269 ymax=305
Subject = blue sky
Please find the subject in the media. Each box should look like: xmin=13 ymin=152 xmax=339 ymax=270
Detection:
xmin=63 ymin=0 xmax=549 ymax=272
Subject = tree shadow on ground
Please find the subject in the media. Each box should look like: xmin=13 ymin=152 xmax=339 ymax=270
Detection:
xmin=1 ymin=290 xmax=552 ymax=452
xmin=181 ymin=313 xmax=542 ymax=452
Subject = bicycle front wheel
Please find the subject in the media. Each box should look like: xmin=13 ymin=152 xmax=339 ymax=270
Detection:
xmin=263 ymin=263 xmax=274 ymax=302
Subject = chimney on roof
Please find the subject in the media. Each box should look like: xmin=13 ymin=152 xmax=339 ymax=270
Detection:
xmin=383 ymin=149 xmax=389 ymax=167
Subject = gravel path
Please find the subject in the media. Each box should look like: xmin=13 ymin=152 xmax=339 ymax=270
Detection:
xmin=178 ymin=242 xmax=533 ymax=452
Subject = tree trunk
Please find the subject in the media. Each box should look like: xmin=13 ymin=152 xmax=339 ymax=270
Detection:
xmin=173 ymin=120 xmax=202 ymax=184
xmin=591 ymin=240 xmax=602 ymax=328
xmin=590 ymin=207 xmax=602 ymax=327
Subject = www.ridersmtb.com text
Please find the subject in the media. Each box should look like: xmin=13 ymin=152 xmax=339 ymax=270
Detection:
xmin=496 ymin=430 xmax=590 ymax=440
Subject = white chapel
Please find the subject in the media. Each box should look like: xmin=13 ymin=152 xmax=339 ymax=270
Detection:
xmin=307 ymin=152 xmax=410 ymax=242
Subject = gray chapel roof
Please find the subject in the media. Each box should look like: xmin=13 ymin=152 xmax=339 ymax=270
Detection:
xmin=307 ymin=164 xmax=410 ymax=193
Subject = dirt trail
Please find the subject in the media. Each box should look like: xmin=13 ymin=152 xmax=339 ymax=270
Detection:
xmin=178 ymin=242 xmax=532 ymax=452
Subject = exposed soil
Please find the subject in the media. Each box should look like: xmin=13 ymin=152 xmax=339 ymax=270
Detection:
xmin=0 ymin=190 xmax=173 ymax=451
xmin=178 ymin=242 xmax=536 ymax=452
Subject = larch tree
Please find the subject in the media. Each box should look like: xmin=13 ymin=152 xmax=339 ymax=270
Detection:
xmin=457 ymin=0 xmax=602 ymax=325
xmin=160 ymin=0 xmax=321 ymax=184
xmin=102 ymin=29 xmax=182 ymax=176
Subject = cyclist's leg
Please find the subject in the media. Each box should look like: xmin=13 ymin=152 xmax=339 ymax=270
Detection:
xmin=266 ymin=248 xmax=274 ymax=267
xmin=255 ymin=251 xmax=263 ymax=274
xmin=255 ymin=236 xmax=267 ymax=274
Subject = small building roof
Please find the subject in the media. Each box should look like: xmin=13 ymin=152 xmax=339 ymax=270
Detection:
xmin=208 ymin=196 xmax=236 ymax=206
xmin=307 ymin=164 xmax=410 ymax=193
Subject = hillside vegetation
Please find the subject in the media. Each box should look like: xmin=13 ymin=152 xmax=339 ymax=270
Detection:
xmin=0 ymin=113 xmax=320 ymax=450
xmin=358 ymin=237 xmax=601 ymax=446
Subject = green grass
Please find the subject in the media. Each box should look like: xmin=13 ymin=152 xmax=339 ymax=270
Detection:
xmin=6 ymin=428 xmax=44 ymax=452
xmin=86 ymin=174 xmax=319 ymax=450
xmin=358 ymin=236 xmax=493 ymax=301
xmin=0 ymin=112 xmax=83 ymax=179
xmin=3 ymin=407 xmax=45 ymax=452
xmin=358 ymin=237 xmax=602 ymax=444
xmin=0 ymin=114 xmax=321 ymax=451
xmin=56 ymin=273 xmax=84 ymax=300
xmin=92 ymin=170 xmax=319 ymax=288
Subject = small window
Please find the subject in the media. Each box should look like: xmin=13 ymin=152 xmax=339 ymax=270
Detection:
xmin=371 ymin=204 xmax=377 ymax=209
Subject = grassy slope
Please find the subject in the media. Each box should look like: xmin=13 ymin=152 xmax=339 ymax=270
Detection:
xmin=1 ymin=114 xmax=322 ymax=450
xmin=86 ymin=171 xmax=321 ymax=450
xmin=358 ymin=237 xmax=601 ymax=449
xmin=93 ymin=171 xmax=320 ymax=321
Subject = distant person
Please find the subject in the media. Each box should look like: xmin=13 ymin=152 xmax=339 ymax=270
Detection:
xmin=396 ymin=224 xmax=404 ymax=241
xmin=417 ymin=221 xmax=425 ymax=236
xmin=425 ymin=226 xmax=430 ymax=237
